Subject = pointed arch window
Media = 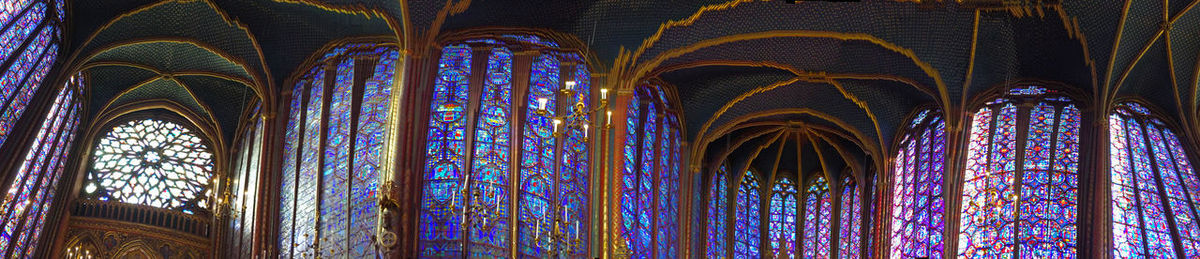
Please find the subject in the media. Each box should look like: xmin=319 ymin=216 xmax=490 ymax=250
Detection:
xmin=769 ymin=177 xmax=798 ymax=258
xmin=417 ymin=36 xmax=594 ymax=257
xmin=890 ymin=109 xmax=946 ymax=258
xmin=802 ymin=176 xmax=832 ymax=258
xmin=1110 ymin=102 xmax=1200 ymax=258
xmin=733 ymin=170 xmax=761 ymax=258
xmin=0 ymin=72 xmax=80 ymax=257
xmin=225 ymin=104 xmax=263 ymax=259
xmin=839 ymin=175 xmax=863 ymax=258
xmin=276 ymin=43 xmax=399 ymax=258
xmin=0 ymin=0 xmax=64 ymax=148
xmin=707 ymin=164 xmax=730 ymax=259
xmin=957 ymin=85 xmax=1079 ymax=258
xmin=619 ymin=85 xmax=682 ymax=257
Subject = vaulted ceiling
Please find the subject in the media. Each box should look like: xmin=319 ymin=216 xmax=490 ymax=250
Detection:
xmin=67 ymin=0 xmax=1200 ymax=172
xmin=67 ymin=0 xmax=396 ymax=146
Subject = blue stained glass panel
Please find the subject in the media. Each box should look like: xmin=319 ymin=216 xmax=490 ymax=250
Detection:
xmin=419 ymin=45 xmax=472 ymax=257
xmin=620 ymin=94 xmax=640 ymax=255
xmin=518 ymin=54 xmax=558 ymax=257
xmin=347 ymin=48 xmax=397 ymax=258
xmin=708 ymin=165 xmax=729 ymax=259
xmin=465 ymin=48 xmax=513 ymax=257
xmin=634 ymin=101 xmax=657 ymax=258
xmin=278 ymin=78 xmax=305 ymax=259
xmin=294 ymin=68 xmax=325 ymax=257
xmin=733 ymin=171 xmax=760 ymax=259
xmin=319 ymin=57 xmax=355 ymax=258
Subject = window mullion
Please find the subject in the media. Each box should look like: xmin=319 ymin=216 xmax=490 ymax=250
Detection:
xmin=1121 ymin=117 xmax=1153 ymax=255
xmin=1156 ymin=125 xmax=1200 ymax=255
xmin=1140 ymin=119 xmax=1189 ymax=258
xmin=1008 ymin=104 xmax=1032 ymax=257
xmin=313 ymin=61 xmax=336 ymax=252
xmin=458 ymin=47 xmax=492 ymax=254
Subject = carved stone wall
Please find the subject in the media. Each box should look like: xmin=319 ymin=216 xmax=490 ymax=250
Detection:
xmin=62 ymin=217 xmax=209 ymax=259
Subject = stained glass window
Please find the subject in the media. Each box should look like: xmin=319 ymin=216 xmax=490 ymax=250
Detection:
xmin=277 ymin=44 xmax=398 ymax=258
xmin=769 ymin=177 xmax=798 ymax=258
xmin=224 ymin=105 xmax=263 ymax=259
xmin=802 ymin=176 xmax=832 ymax=258
xmin=0 ymin=0 xmax=63 ymax=149
xmin=657 ymin=114 xmax=681 ymax=258
xmin=890 ymin=109 xmax=946 ymax=259
xmin=417 ymin=39 xmax=594 ymax=257
xmin=518 ymin=54 xmax=558 ymax=257
xmin=733 ymin=171 xmax=761 ymax=258
xmin=1110 ymin=102 xmax=1200 ymax=258
xmin=418 ymin=44 xmax=472 ymax=257
xmin=708 ymin=164 xmax=729 ymax=258
xmin=621 ymin=92 xmax=642 ymax=255
xmin=839 ymin=176 xmax=862 ymax=258
xmin=957 ymin=86 xmax=1078 ymax=258
xmin=0 ymin=72 xmax=79 ymax=257
xmin=559 ymin=62 xmax=591 ymax=257
xmin=84 ymin=118 xmax=213 ymax=213
xmin=617 ymin=86 xmax=681 ymax=256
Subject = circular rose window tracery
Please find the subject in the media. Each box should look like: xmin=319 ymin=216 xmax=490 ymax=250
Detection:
xmin=85 ymin=118 xmax=213 ymax=214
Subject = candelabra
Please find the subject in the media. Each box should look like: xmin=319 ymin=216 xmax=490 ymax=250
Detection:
xmin=64 ymin=244 xmax=96 ymax=259
xmin=533 ymin=80 xmax=614 ymax=140
xmin=448 ymin=170 xmax=502 ymax=237
xmin=530 ymin=204 xmax=582 ymax=257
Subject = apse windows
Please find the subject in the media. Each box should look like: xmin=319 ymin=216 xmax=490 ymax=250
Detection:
xmin=0 ymin=0 xmax=64 ymax=148
xmin=619 ymin=85 xmax=682 ymax=257
xmin=769 ymin=177 xmax=798 ymax=258
xmin=417 ymin=36 xmax=594 ymax=257
xmin=957 ymin=85 xmax=1079 ymax=258
xmin=733 ymin=171 xmax=761 ymax=258
xmin=839 ymin=176 xmax=863 ymax=259
xmin=0 ymin=73 xmax=81 ymax=257
xmin=1109 ymin=102 xmax=1200 ymax=258
xmin=801 ymin=176 xmax=832 ymax=258
xmin=277 ymin=43 xmax=399 ymax=258
xmin=84 ymin=118 xmax=213 ymax=213
xmin=707 ymin=164 xmax=730 ymax=259
xmin=890 ymin=109 xmax=946 ymax=258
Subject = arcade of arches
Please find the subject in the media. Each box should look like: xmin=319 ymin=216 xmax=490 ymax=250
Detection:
xmin=0 ymin=0 xmax=1197 ymax=258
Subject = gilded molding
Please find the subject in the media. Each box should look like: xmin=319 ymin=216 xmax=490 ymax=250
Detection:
xmin=629 ymin=30 xmax=952 ymax=118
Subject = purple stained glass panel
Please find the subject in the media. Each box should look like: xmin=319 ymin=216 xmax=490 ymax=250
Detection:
xmin=802 ymin=176 xmax=831 ymax=258
xmin=708 ymin=165 xmax=729 ymax=258
xmin=769 ymin=178 xmax=798 ymax=258
xmin=840 ymin=177 xmax=862 ymax=259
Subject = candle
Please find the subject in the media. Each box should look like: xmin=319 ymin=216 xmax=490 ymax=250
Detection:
xmin=600 ymin=88 xmax=608 ymax=100
xmin=537 ymin=98 xmax=548 ymax=111
xmin=582 ymin=123 xmax=589 ymax=138
xmin=535 ymin=218 xmax=540 ymax=239
xmin=605 ymin=111 xmax=612 ymax=126
xmin=565 ymin=80 xmax=576 ymax=91
xmin=574 ymin=220 xmax=580 ymax=240
xmin=552 ymin=119 xmax=562 ymax=133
